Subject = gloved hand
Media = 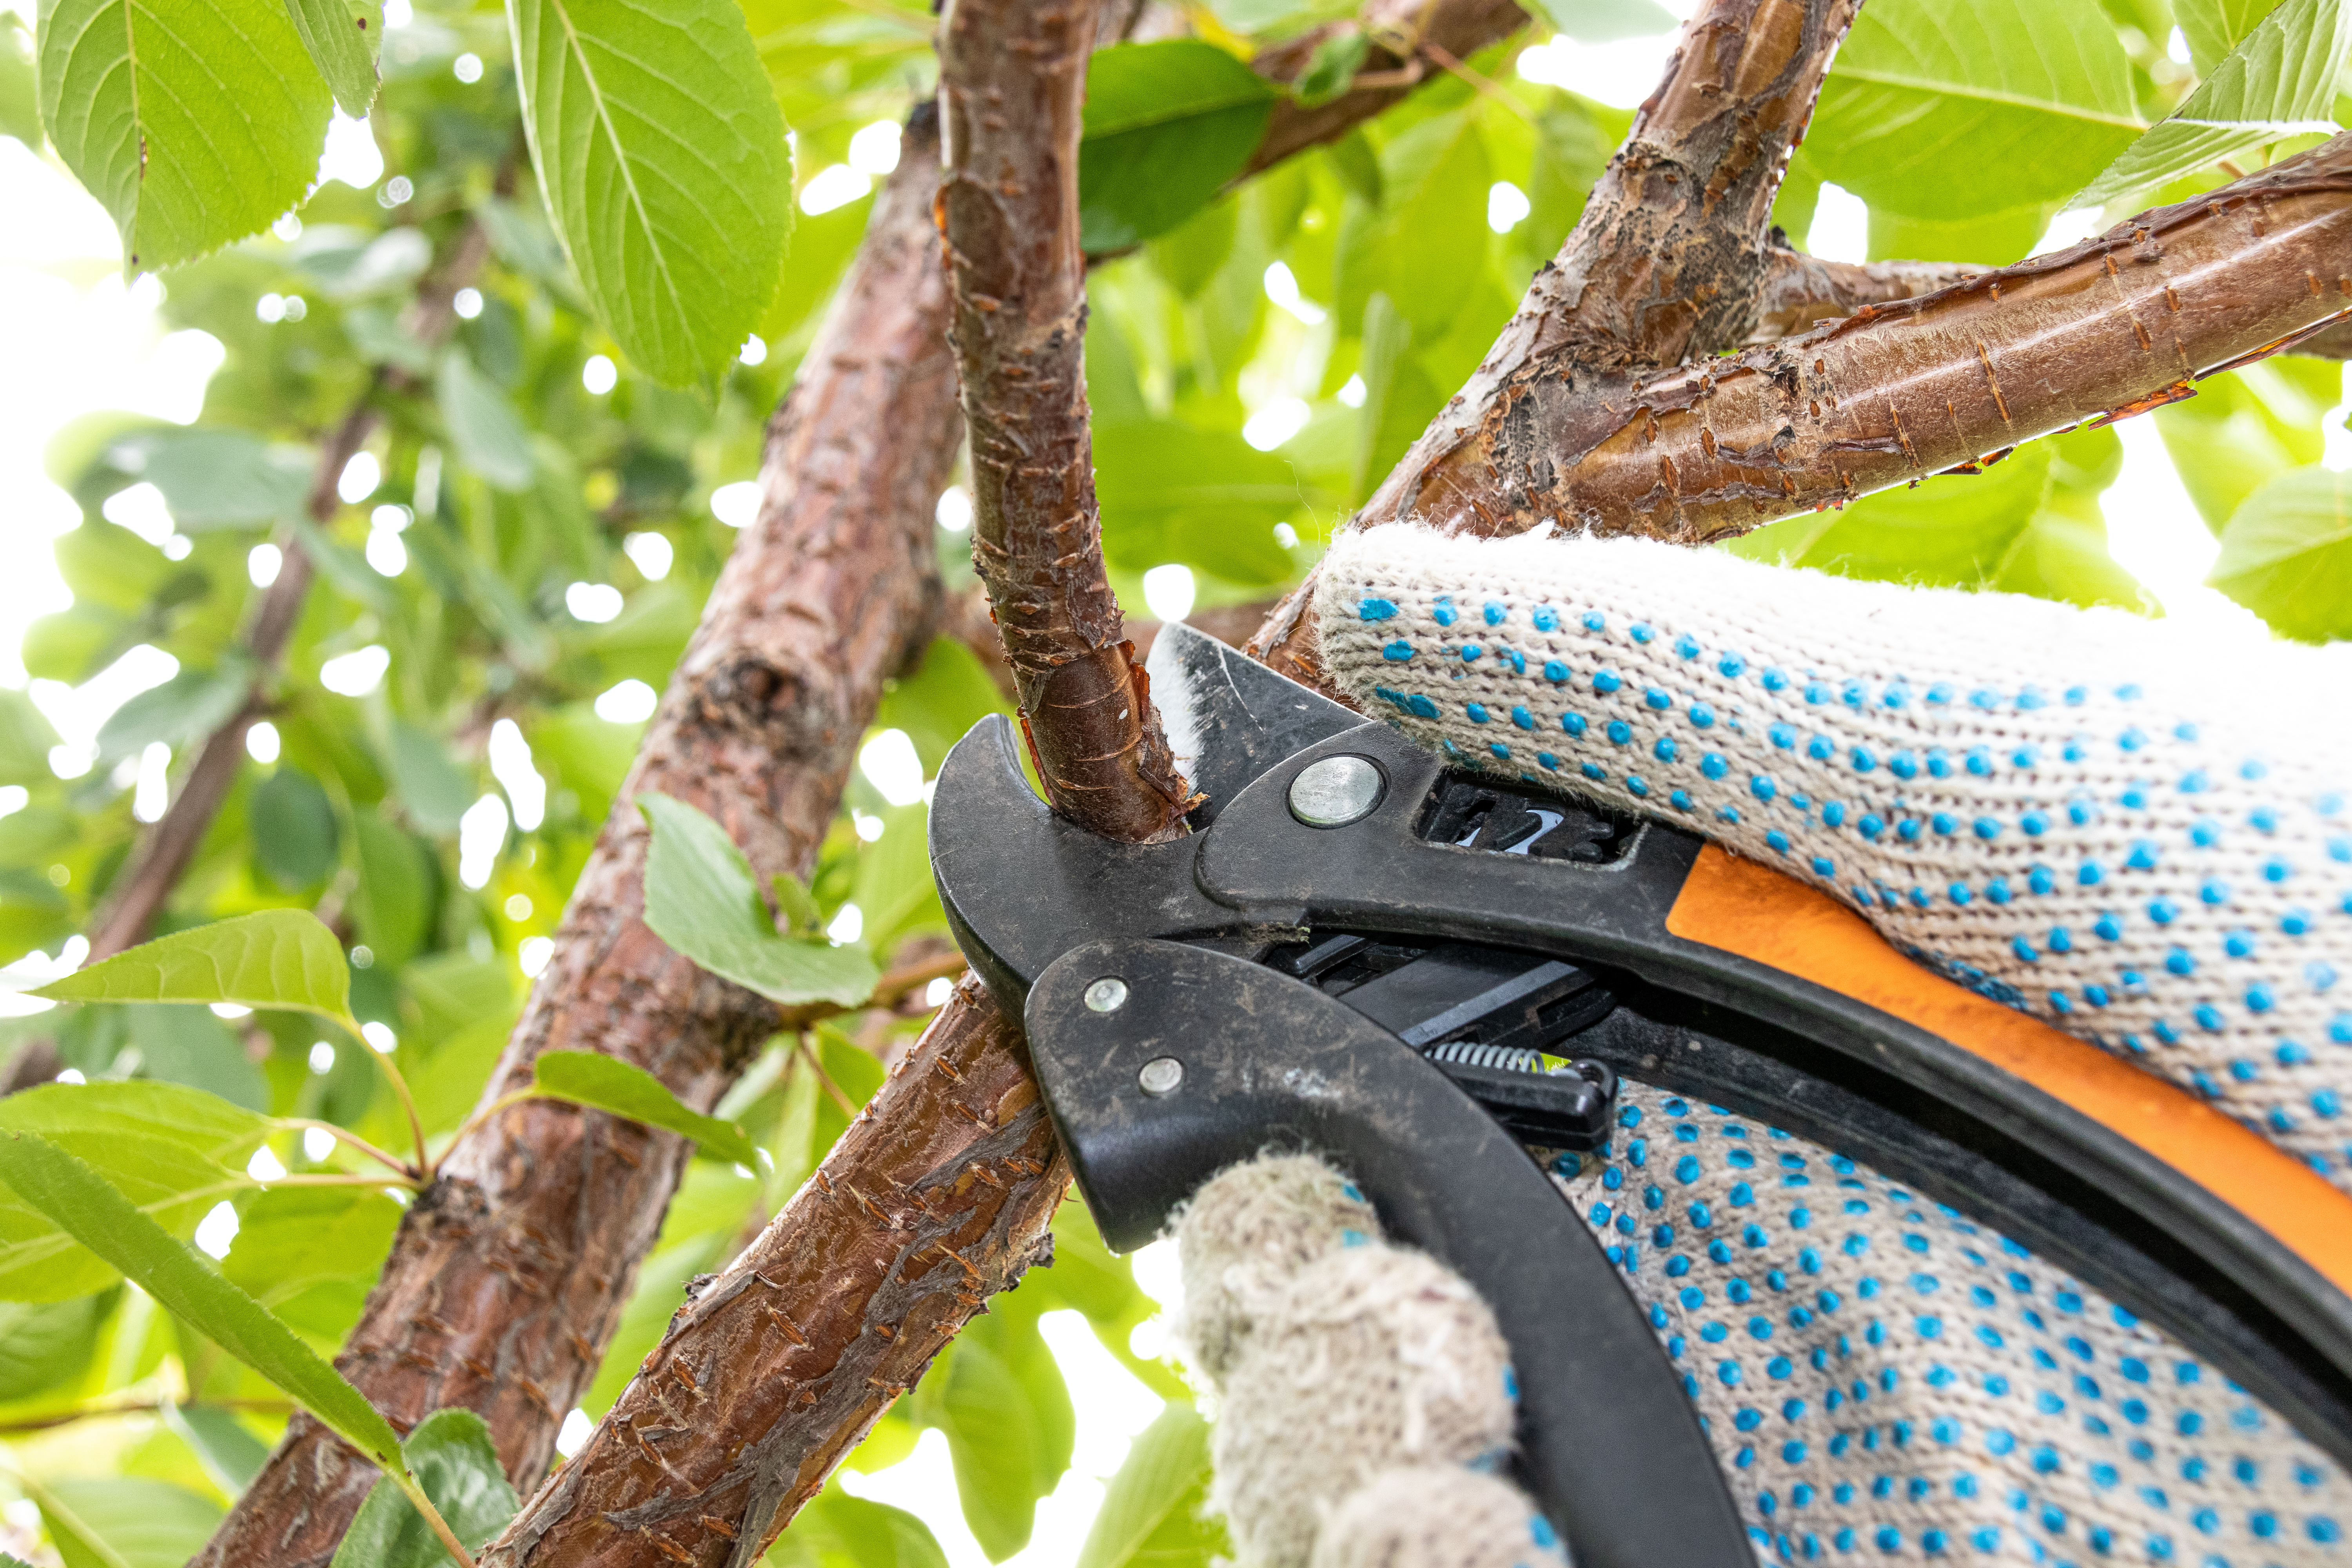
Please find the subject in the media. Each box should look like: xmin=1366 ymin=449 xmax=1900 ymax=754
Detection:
xmin=1169 ymin=1154 xmax=1570 ymax=1568
xmin=1237 ymin=524 xmax=2352 ymax=1564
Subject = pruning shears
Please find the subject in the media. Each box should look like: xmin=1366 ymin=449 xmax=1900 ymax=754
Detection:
xmin=927 ymin=624 xmax=2352 ymax=1568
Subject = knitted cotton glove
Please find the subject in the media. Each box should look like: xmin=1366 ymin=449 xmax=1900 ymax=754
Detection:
xmin=1299 ymin=524 xmax=2352 ymax=1563
xmin=1314 ymin=525 xmax=2352 ymax=1186
xmin=1171 ymin=1155 xmax=1564 ymax=1568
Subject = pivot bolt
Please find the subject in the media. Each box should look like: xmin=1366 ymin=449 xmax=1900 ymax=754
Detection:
xmin=1138 ymin=1056 xmax=1184 ymax=1096
xmin=1288 ymin=755 xmax=1385 ymax=828
xmin=1085 ymin=977 xmax=1129 ymax=1013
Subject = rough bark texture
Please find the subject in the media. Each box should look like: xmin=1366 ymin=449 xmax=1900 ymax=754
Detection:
xmin=1243 ymin=0 xmax=1530 ymax=176
xmin=193 ymin=121 xmax=964 ymax=1568
xmin=481 ymin=978 xmax=1064 ymax=1567
xmin=1401 ymin=137 xmax=2352 ymax=543
xmin=1749 ymin=245 xmax=1980 ymax=343
xmin=938 ymin=0 xmax=1194 ymax=841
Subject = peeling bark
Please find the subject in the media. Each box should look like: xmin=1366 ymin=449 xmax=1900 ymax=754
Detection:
xmin=1405 ymin=138 xmax=2352 ymax=542
xmin=193 ymin=118 xmax=965 ymax=1568
xmin=1749 ymin=245 xmax=1981 ymax=343
xmin=937 ymin=0 xmax=1194 ymax=840
xmin=481 ymin=980 xmax=1062 ymax=1568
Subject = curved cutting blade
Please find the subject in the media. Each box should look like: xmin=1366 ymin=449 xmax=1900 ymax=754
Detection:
xmin=1145 ymin=621 xmax=1361 ymax=824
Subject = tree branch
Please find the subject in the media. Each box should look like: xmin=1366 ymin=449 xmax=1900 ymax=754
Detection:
xmin=938 ymin=0 xmax=1193 ymax=840
xmin=1749 ymin=244 xmax=1981 ymax=343
xmin=195 ymin=121 xmax=965 ymax=1567
xmin=1242 ymin=0 xmax=1532 ymax=177
xmin=1403 ymin=136 xmax=2352 ymax=542
xmin=480 ymin=978 xmax=1062 ymax=1567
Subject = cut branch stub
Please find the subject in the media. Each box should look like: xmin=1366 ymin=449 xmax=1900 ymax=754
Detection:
xmin=1411 ymin=136 xmax=2352 ymax=543
xmin=937 ymin=0 xmax=1193 ymax=843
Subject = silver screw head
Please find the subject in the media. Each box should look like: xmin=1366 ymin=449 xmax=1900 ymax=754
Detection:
xmin=1288 ymin=754 xmax=1385 ymax=828
xmin=1084 ymin=977 xmax=1129 ymax=1013
xmin=1137 ymin=1056 xmax=1184 ymax=1096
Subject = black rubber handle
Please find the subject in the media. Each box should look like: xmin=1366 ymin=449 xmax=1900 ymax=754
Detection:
xmin=1025 ymin=937 xmax=1752 ymax=1568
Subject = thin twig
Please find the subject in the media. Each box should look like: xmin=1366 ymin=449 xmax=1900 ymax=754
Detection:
xmin=796 ymin=1033 xmax=862 ymax=1120
xmin=281 ymin=1118 xmax=422 ymax=1180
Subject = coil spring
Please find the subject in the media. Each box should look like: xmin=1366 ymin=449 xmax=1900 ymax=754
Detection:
xmin=1424 ymin=1039 xmax=1545 ymax=1074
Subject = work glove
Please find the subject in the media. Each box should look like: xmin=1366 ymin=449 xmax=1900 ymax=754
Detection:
xmin=1158 ymin=526 xmax=2352 ymax=1568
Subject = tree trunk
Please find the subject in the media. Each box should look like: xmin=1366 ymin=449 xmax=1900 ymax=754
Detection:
xmin=194 ymin=114 xmax=965 ymax=1568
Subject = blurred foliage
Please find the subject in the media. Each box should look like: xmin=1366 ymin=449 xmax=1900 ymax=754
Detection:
xmin=0 ymin=0 xmax=2346 ymax=1557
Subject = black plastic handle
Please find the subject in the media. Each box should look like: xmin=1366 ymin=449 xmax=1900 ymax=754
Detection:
xmin=1025 ymin=937 xmax=1753 ymax=1568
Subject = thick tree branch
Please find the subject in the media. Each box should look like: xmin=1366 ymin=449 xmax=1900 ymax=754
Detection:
xmin=195 ymin=123 xmax=965 ymax=1567
xmin=1403 ymin=136 xmax=2352 ymax=542
xmin=481 ymin=978 xmax=1062 ymax=1567
xmin=938 ymin=0 xmax=1193 ymax=839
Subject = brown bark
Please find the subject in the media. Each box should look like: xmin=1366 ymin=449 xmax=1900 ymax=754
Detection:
xmin=1399 ymin=136 xmax=2352 ymax=543
xmin=937 ymin=0 xmax=1193 ymax=840
xmin=194 ymin=122 xmax=964 ymax=1568
xmin=1242 ymin=0 xmax=1531 ymax=178
xmin=481 ymin=979 xmax=1064 ymax=1568
xmin=1749 ymin=245 xmax=1980 ymax=343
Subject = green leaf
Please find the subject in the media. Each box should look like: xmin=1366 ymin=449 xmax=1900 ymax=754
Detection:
xmin=165 ymin=1401 xmax=274 ymax=1492
xmin=1809 ymin=0 xmax=2145 ymax=221
xmin=2178 ymin=0 xmax=2286 ymax=73
xmin=36 ymin=0 xmax=333 ymax=270
xmin=384 ymin=721 xmax=477 ymax=837
xmin=250 ymin=764 xmax=340 ymax=887
xmin=0 ymin=688 xmax=63 ymax=786
xmin=223 ymin=1185 xmax=403 ymax=1301
xmin=771 ymin=1483 xmax=951 ymax=1568
xmin=436 ymin=348 xmax=536 ymax=490
xmin=1334 ymin=109 xmax=1489 ymax=339
xmin=1725 ymin=443 xmax=2060 ymax=586
xmin=2077 ymin=0 xmax=2350 ymax=207
xmin=107 ymin=426 xmax=313 ymax=530
xmin=354 ymin=813 xmax=437 ymax=969
xmin=915 ymin=1330 xmax=1066 ymax=1561
xmin=33 ymin=1477 xmax=222 ymax=1568
xmin=0 ymin=13 xmax=41 ymax=149
xmin=0 ymin=1290 xmax=114 ymax=1400
xmin=0 ymin=1133 xmax=408 ymax=1473
xmin=332 ymin=1408 xmax=519 ymax=1568
xmin=94 ymin=660 xmax=253 ymax=765
xmin=532 ymin=1050 xmax=760 ymax=1165
xmin=2207 ymin=465 xmax=2352 ymax=639
xmin=1080 ymin=43 xmax=1279 ymax=252
xmin=1293 ymin=32 xmax=1370 ymax=108
xmin=1522 ymin=0 xmax=1677 ymax=42
xmin=637 ymin=791 xmax=879 ymax=1006
xmin=127 ymin=1004 xmax=270 ymax=1112
xmin=1075 ymin=1404 xmax=1223 ymax=1568
xmin=2155 ymin=360 xmax=2337 ymax=528
xmin=508 ymin=0 xmax=793 ymax=385
xmin=282 ymin=0 xmax=383 ymax=117
xmin=32 ymin=909 xmax=357 ymax=1030
xmin=1094 ymin=421 xmax=1305 ymax=586
xmin=875 ymin=638 xmax=1016 ymax=777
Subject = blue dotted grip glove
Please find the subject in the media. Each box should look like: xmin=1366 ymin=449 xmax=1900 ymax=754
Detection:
xmin=1293 ymin=523 xmax=2352 ymax=1564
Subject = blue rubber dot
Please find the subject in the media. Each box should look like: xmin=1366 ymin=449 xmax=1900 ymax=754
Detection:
xmin=1543 ymin=659 xmax=1570 ymax=684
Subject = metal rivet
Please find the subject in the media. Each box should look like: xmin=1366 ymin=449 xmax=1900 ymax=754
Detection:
xmin=1085 ymin=978 xmax=1129 ymax=1013
xmin=1138 ymin=1056 xmax=1183 ymax=1096
xmin=1288 ymin=755 xmax=1385 ymax=828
